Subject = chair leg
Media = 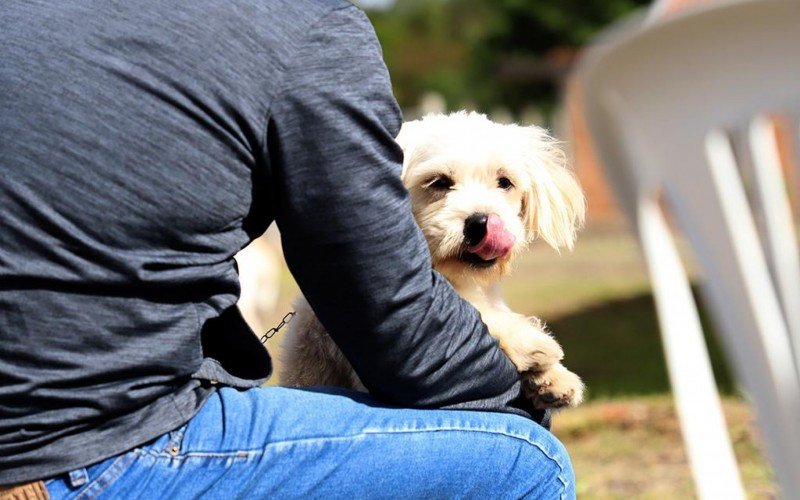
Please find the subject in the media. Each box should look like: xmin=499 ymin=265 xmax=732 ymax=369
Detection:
xmin=667 ymin=130 xmax=800 ymax=495
xmin=748 ymin=117 xmax=800 ymax=373
xmin=636 ymin=195 xmax=744 ymax=500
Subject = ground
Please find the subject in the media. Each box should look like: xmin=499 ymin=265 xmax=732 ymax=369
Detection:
xmin=554 ymin=397 xmax=775 ymax=499
xmin=258 ymin=219 xmax=776 ymax=498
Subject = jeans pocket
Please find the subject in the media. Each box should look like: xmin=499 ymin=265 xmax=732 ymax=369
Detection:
xmin=80 ymin=453 xmax=138 ymax=500
xmin=44 ymin=452 xmax=138 ymax=500
xmin=46 ymin=425 xmax=189 ymax=500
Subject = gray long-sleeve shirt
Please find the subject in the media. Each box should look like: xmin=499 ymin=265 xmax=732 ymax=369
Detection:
xmin=0 ymin=0 xmax=545 ymax=485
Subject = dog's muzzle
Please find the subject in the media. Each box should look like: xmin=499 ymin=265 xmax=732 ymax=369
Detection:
xmin=463 ymin=213 xmax=515 ymax=262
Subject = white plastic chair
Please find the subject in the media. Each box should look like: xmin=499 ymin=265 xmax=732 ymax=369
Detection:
xmin=577 ymin=0 xmax=800 ymax=497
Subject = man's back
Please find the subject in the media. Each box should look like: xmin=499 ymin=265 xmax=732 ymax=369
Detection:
xmin=1 ymin=0 xmax=548 ymax=489
xmin=0 ymin=0 xmax=344 ymax=483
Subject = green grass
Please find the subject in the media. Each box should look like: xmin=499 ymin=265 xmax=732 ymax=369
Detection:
xmin=550 ymin=290 xmax=735 ymax=398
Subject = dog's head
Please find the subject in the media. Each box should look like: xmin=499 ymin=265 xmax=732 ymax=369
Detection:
xmin=398 ymin=111 xmax=585 ymax=285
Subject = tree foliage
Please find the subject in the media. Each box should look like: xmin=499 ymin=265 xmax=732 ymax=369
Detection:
xmin=366 ymin=0 xmax=650 ymax=113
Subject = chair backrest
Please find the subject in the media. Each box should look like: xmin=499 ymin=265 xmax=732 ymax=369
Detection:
xmin=578 ymin=0 xmax=800 ymax=496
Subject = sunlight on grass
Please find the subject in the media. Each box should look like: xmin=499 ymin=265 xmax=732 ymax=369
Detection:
xmin=553 ymin=396 xmax=776 ymax=499
xmin=503 ymin=220 xmax=652 ymax=319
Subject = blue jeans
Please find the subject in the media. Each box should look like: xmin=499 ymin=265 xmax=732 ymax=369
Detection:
xmin=45 ymin=386 xmax=575 ymax=499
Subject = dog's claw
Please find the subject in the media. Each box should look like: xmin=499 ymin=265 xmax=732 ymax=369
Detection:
xmin=525 ymin=365 xmax=584 ymax=410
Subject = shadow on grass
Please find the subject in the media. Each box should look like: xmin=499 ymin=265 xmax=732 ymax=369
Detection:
xmin=549 ymin=288 xmax=735 ymax=399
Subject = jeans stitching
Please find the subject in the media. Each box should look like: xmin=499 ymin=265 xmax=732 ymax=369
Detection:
xmin=73 ymin=452 xmax=137 ymax=500
xmin=140 ymin=426 xmax=569 ymax=495
xmin=141 ymin=449 xmax=257 ymax=460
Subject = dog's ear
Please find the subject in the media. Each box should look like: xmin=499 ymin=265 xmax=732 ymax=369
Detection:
xmin=520 ymin=127 xmax=586 ymax=251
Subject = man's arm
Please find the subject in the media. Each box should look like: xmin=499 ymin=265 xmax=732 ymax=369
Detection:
xmin=268 ymin=4 xmax=543 ymax=420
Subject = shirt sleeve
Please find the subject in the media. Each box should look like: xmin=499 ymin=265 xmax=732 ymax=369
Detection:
xmin=267 ymin=4 xmax=545 ymax=422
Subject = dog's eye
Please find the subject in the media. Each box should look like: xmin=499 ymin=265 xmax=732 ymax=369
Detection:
xmin=428 ymin=176 xmax=454 ymax=191
xmin=497 ymin=176 xmax=514 ymax=190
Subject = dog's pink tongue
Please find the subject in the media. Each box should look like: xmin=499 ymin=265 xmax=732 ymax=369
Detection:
xmin=468 ymin=214 xmax=516 ymax=261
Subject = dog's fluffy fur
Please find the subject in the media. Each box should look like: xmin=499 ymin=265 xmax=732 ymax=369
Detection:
xmin=280 ymin=111 xmax=586 ymax=409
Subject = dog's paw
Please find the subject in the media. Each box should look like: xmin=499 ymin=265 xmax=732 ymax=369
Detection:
xmin=525 ymin=364 xmax=584 ymax=410
xmin=503 ymin=331 xmax=564 ymax=373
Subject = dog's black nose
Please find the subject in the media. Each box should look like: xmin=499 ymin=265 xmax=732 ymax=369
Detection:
xmin=464 ymin=213 xmax=488 ymax=247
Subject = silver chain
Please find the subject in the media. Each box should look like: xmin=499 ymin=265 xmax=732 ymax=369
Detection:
xmin=259 ymin=311 xmax=295 ymax=344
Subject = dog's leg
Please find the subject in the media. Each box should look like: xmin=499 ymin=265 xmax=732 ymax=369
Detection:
xmin=279 ymin=296 xmax=365 ymax=390
xmin=480 ymin=310 xmax=584 ymax=408
xmin=480 ymin=310 xmax=563 ymax=373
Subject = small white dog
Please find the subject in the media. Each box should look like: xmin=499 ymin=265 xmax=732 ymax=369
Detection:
xmin=280 ymin=111 xmax=585 ymax=409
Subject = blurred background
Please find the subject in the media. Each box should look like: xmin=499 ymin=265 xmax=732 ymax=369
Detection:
xmin=238 ymin=0 xmax=779 ymax=497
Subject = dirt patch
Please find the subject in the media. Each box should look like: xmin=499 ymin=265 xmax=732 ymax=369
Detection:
xmin=553 ymin=396 xmax=776 ymax=499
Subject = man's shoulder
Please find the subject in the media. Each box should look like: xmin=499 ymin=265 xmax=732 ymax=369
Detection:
xmin=281 ymin=0 xmax=356 ymax=13
xmin=241 ymin=0 xmax=359 ymax=24
xmin=221 ymin=0 xmax=364 ymax=52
